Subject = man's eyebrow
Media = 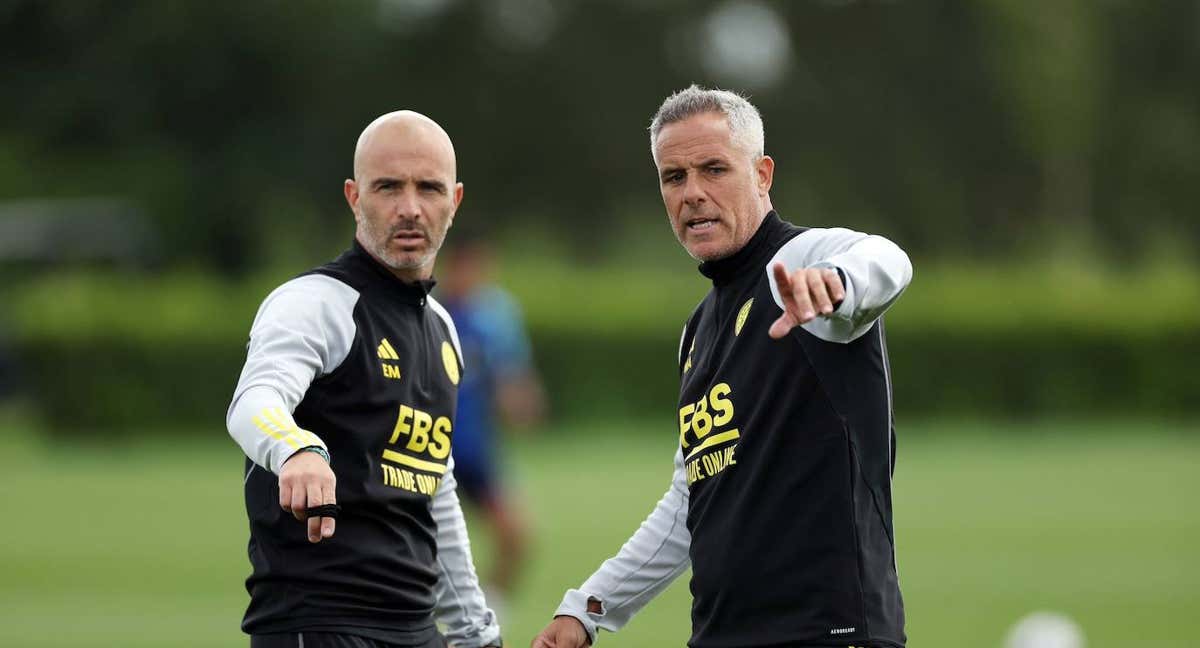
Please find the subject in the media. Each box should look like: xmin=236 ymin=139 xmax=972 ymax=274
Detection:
xmin=417 ymin=178 xmax=448 ymax=190
xmin=371 ymin=177 xmax=402 ymax=189
xmin=659 ymin=165 xmax=684 ymax=179
xmin=698 ymin=157 xmax=728 ymax=167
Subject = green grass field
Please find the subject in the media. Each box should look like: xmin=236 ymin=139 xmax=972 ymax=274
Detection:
xmin=2 ymin=420 xmax=1197 ymax=647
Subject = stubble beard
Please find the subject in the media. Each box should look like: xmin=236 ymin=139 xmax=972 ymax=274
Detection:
xmin=684 ymin=238 xmax=736 ymax=262
xmin=679 ymin=203 xmax=767 ymax=262
xmin=360 ymin=217 xmax=443 ymax=275
xmin=678 ymin=222 xmax=738 ymax=262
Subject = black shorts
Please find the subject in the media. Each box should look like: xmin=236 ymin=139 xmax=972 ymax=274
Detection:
xmin=250 ymin=631 xmax=448 ymax=648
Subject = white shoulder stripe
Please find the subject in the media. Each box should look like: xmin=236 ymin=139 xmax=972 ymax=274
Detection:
xmin=678 ymin=323 xmax=688 ymax=365
xmin=426 ymin=295 xmax=464 ymax=370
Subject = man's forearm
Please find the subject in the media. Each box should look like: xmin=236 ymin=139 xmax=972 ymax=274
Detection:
xmin=431 ymin=467 xmax=502 ymax=648
xmin=227 ymin=385 xmax=326 ymax=474
xmin=555 ymin=450 xmax=692 ymax=643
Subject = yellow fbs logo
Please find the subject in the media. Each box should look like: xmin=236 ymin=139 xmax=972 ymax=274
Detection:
xmin=735 ymin=298 xmax=753 ymax=336
xmin=441 ymin=341 xmax=460 ymax=385
xmin=378 ymin=337 xmax=401 ymax=380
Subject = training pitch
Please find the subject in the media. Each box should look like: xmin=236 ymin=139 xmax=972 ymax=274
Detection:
xmin=1 ymin=420 xmax=1196 ymax=647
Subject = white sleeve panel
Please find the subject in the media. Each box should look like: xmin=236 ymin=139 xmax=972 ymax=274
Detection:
xmin=554 ymin=448 xmax=692 ymax=644
xmin=426 ymin=296 xmax=465 ymax=370
xmin=432 ymin=459 xmax=502 ymax=648
xmin=226 ymin=274 xmax=360 ymax=473
xmin=767 ymin=227 xmax=913 ymax=343
xmin=227 ymin=385 xmax=327 ymax=474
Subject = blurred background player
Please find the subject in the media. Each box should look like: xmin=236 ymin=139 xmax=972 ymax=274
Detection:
xmin=437 ymin=230 xmax=546 ymax=613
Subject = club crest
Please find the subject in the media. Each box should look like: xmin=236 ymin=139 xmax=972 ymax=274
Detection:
xmin=735 ymin=298 xmax=753 ymax=336
xmin=441 ymin=341 xmax=460 ymax=385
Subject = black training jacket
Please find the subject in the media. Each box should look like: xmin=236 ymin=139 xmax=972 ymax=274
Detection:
xmin=557 ymin=212 xmax=912 ymax=648
xmin=228 ymin=241 xmax=499 ymax=647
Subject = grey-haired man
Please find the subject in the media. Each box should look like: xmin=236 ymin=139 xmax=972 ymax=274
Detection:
xmin=532 ymin=86 xmax=911 ymax=648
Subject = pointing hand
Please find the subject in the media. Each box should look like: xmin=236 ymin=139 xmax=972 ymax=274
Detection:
xmin=769 ymin=263 xmax=845 ymax=339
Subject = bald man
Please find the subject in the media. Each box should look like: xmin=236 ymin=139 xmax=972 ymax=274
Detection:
xmin=227 ymin=111 xmax=503 ymax=648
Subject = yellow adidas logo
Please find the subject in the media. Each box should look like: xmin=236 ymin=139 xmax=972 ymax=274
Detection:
xmin=377 ymin=338 xmax=399 ymax=360
xmin=378 ymin=338 xmax=401 ymax=379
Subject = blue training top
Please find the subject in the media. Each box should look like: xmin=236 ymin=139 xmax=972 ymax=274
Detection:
xmin=440 ymin=285 xmax=532 ymax=472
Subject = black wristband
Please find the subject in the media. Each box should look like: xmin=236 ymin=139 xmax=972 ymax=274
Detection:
xmin=305 ymin=504 xmax=341 ymax=519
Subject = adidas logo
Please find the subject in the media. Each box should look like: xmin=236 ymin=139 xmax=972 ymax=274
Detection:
xmin=378 ymin=338 xmax=401 ymax=379
xmin=377 ymin=338 xmax=399 ymax=360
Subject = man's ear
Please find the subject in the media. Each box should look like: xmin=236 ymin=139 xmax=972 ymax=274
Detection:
xmin=344 ymin=178 xmax=360 ymax=221
xmin=756 ymin=155 xmax=775 ymax=195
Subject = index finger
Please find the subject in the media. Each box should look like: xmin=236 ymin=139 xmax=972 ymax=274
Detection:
xmin=304 ymin=481 xmax=322 ymax=540
xmin=772 ymin=263 xmax=796 ymax=310
xmin=307 ymin=515 xmax=324 ymax=543
xmin=320 ymin=482 xmax=336 ymax=540
xmin=781 ymin=268 xmax=816 ymax=323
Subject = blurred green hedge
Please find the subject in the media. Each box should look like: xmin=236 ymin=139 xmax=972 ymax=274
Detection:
xmin=6 ymin=261 xmax=1199 ymax=435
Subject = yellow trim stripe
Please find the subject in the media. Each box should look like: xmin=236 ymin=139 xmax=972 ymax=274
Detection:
xmin=684 ymin=428 xmax=740 ymax=462
xmin=382 ymin=449 xmax=447 ymax=475
xmin=272 ymin=408 xmax=319 ymax=447
xmin=265 ymin=408 xmax=320 ymax=448
xmin=263 ymin=408 xmax=304 ymax=447
xmin=266 ymin=408 xmax=316 ymax=448
xmin=252 ymin=415 xmax=299 ymax=449
xmin=268 ymin=408 xmax=312 ymax=448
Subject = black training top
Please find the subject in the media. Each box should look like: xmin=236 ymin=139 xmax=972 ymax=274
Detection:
xmin=239 ymin=241 xmax=467 ymax=644
xmin=678 ymin=212 xmax=906 ymax=648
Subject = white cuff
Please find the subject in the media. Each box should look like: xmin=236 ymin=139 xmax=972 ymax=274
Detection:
xmin=555 ymin=589 xmax=600 ymax=645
